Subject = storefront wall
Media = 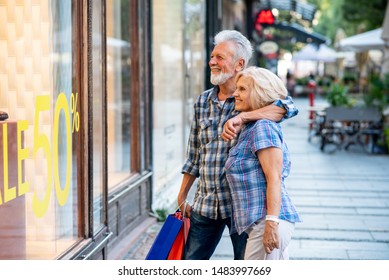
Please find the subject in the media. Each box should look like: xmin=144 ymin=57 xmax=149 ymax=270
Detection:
xmin=0 ymin=0 xmax=83 ymax=259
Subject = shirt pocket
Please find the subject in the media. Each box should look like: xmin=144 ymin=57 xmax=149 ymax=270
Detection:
xmin=199 ymin=118 xmax=214 ymax=146
xmin=225 ymin=147 xmax=239 ymax=170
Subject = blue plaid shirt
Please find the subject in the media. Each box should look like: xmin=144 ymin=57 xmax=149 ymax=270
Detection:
xmin=225 ymin=120 xmax=302 ymax=234
xmin=182 ymin=86 xmax=298 ymax=220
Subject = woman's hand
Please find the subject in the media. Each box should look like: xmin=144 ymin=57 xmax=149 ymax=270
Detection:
xmin=263 ymin=221 xmax=280 ymax=254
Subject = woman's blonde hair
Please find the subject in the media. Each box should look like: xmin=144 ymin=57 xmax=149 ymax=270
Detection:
xmin=235 ymin=66 xmax=288 ymax=110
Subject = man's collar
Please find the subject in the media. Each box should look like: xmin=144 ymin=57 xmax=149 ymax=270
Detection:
xmin=209 ymin=86 xmax=235 ymax=103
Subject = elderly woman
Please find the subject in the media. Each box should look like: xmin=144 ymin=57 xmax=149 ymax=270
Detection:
xmin=225 ymin=66 xmax=302 ymax=260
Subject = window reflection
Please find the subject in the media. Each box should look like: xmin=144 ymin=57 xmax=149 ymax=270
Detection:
xmin=106 ymin=0 xmax=132 ymax=188
xmin=91 ymin=1 xmax=105 ymax=233
xmin=152 ymin=0 xmax=206 ymax=207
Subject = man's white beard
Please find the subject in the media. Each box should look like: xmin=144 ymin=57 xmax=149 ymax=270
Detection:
xmin=210 ymin=71 xmax=234 ymax=85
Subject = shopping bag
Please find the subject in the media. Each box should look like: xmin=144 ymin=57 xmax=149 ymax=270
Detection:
xmin=167 ymin=211 xmax=190 ymax=260
xmin=145 ymin=213 xmax=183 ymax=260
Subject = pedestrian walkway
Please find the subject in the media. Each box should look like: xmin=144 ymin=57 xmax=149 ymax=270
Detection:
xmin=120 ymin=96 xmax=389 ymax=260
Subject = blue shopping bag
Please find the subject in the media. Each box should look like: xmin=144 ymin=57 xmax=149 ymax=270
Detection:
xmin=145 ymin=213 xmax=183 ymax=260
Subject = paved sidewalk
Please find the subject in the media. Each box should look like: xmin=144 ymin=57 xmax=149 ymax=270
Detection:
xmin=122 ymin=96 xmax=389 ymax=260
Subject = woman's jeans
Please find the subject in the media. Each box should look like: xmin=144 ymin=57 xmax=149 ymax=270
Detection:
xmin=184 ymin=211 xmax=247 ymax=260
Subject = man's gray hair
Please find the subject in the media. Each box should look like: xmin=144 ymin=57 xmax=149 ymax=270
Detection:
xmin=214 ymin=30 xmax=253 ymax=68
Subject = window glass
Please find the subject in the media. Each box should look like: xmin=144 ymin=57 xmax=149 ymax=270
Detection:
xmin=0 ymin=0 xmax=80 ymax=259
xmin=152 ymin=0 xmax=206 ymax=207
xmin=106 ymin=0 xmax=132 ymax=188
xmin=152 ymin=0 xmax=185 ymax=199
xmin=91 ymin=1 xmax=105 ymax=233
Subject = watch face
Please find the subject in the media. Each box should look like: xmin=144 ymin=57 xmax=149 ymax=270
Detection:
xmin=0 ymin=111 xmax=9 ymax=121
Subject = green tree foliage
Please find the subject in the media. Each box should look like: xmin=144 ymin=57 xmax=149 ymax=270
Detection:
xmin=341 ymin=0 xmax=387 ymax=31
xmin=308 ymin=0 xmax=387 ymax=45
xmin=310 ymin=0 xmax=344 ymax=44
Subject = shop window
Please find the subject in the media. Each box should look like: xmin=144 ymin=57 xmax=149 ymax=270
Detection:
xmin=106 ymin=0 xmax=133 ymax=189
xmin=90 ymin=0 xmax=105 ymax=234
xmin=151 ymin=0 xmax=206 ymax=207
xmin=0 ymin=0 xmax=81 ymax=259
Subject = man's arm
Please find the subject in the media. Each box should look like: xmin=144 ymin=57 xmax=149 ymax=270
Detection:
xmin=222 ymin=96 xmax=298 ymax=141
xmin=177 ymin=99 xmax=200 ymax=217
xmin=177 ymin=173 xmax=196 ymax=218
xmin=274 ymin=96 xmax=299 ymax=120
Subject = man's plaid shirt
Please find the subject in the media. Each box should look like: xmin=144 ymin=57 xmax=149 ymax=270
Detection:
xmin=182 ymin=86 xmax=298 ymax=220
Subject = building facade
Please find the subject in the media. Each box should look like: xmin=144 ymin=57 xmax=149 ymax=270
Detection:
xmin=0 ymin=0 xmax=250 ymax=259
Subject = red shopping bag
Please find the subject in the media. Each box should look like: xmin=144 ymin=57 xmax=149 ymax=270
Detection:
xmin=167 ymin=211 xmax=190 ymax=260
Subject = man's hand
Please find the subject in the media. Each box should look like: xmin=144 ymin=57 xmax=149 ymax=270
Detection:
xmin=178 ymin=196 xmax=192 ymax=218
xmin=222 ymin=115 xmax=243 ymax=141
xmin=177 ymin=173 xmax=195 ymax=218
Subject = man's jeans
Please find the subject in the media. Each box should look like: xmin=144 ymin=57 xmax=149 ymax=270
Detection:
xmin=184 ymin=211 xmax=247 ymax=260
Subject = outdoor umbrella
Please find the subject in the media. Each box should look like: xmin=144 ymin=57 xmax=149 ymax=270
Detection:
xmin=337 ymin=28 xmax=385 ymax=52
xmin=293 ymin=44 xmax=337 ymax=63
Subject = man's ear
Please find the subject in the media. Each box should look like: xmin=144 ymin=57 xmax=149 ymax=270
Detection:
xmin=236 ymin=58 xmax=245 ymax=71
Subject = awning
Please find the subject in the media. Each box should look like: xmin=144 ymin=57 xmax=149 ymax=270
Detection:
xmin=274 ymin=22 xmax=329 ymax=45
xmin=258 ymin=0 xmax=317 ymax=22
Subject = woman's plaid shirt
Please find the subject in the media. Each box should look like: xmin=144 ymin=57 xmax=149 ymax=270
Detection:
xmin=182 ymin=86 xmax=298 ymax=220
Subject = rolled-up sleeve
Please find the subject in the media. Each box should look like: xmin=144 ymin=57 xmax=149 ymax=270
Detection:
xmin=182 ymin=103 xmax=200 ymax=177
xmin=273 ymin=95 xmax=298 ymax=122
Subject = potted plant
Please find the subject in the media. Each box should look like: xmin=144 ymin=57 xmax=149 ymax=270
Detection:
xmin=384 ymin=127 xmax=389 ymax=152
xmin=364 ymin=73 xmax=389 ymax=111
xmin=325 ymin=83 xmax=354 ymax=107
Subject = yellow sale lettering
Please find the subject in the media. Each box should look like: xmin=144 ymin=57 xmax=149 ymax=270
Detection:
xmin=53 ymin=93 xmax=72 ymax=206
xmin=1 ymin=122 xmax=29 ymax=205
xmin=18 ymin=120 xmax=30 ymax=196
xmin=0 ymin=93 xmax=77 ymax=217
xmin=2 ymin=124 xmax=17 ymax=203
xmin=32 ymin=95 xmax=53 ymax=218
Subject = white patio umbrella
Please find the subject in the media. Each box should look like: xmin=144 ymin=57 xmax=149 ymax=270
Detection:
xmin=292 ymin=44 xmax=337 ymax=63
xmin=292 ymin=44 xmax=339 ymax=77
xmin=337 ymin=28 xmax=385 ymax=52
xmin=381 ymin=2 xmax=389 ymax=74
